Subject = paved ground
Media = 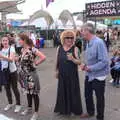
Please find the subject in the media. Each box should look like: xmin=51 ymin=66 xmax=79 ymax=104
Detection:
xmin=0 ymin=48 xmax=120 ymax=120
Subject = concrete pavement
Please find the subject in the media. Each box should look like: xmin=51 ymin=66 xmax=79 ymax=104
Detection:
xmin=0 ymin=48 xmax=120 ymax=120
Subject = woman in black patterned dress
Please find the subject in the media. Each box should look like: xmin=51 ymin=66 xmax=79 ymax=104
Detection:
xmin=18 ymin=33 xmax=46 ymax=120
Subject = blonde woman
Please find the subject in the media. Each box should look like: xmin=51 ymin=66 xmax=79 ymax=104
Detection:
xmin=54 ymin=30 xmax=83 ymax=116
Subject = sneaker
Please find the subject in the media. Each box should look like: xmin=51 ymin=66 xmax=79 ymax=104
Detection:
xmin=14 ymin=105 xmax=22 ymax=113
xmin=4 ymin=104 xmax=13 ymax=111
xmin=109 ymin=79 xmax=113 ymax=83
xmin=21 ymin=107 xmax=32 ymax=115
xmin=30 ymin=112 xmax=38 ymax=120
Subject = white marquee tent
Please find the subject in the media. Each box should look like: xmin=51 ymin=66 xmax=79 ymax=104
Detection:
xmin=21 ymin=9 xmax=107 ymax=30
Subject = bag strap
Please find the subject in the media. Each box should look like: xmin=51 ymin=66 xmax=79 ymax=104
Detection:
xmin=56 ymin=45 xmax=61 ymax=70
xmin=7 ymin=47 xmax=10 ymax=69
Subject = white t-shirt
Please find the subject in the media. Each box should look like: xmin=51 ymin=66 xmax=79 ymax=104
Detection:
xmin=104 ymin=32 xmax=107 ymax=41
xmin=0 ymin=46 xmax=17 ymax=73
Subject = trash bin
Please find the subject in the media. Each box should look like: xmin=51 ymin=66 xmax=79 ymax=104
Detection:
xmin=40 ymin=38 xmax=45 ymax=48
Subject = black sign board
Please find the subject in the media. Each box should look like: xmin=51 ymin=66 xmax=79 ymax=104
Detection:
xmin=86 ymin=0 xmax=120 ymax=17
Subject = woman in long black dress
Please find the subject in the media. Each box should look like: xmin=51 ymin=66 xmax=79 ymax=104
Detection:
xmin=54 ymin=30 xmax=83 ymax=116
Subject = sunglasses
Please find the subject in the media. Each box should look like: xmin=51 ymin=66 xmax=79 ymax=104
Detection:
xmin=64 ymin=37 xmax=74 ymax=40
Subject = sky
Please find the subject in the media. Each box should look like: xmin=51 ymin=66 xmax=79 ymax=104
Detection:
xmin=6 ymin=0 xmax=107 ymax=20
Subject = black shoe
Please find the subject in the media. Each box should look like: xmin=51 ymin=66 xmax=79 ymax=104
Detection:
xmin=97 ymin=118 xmax=104 ymax=120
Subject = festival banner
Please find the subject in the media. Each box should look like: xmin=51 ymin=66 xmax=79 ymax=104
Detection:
xmin=46 ymin=0 xmax=54 ymax=7
xmin=86 ymin=0 xmax=120 ymax=17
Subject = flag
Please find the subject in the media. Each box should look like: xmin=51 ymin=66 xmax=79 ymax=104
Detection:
xmin=46 ymin=0 xmax=54 ymax=7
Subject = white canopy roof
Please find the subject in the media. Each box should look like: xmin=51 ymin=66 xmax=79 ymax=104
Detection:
xmin=21 ymin=9 xmax=107 ymax=30
xmin=29 ymin=9 xmax=54 ymax=26
xmin=30 ymin=18 xmax=48 ymax=29
xmin=87 ymin=21 xmax=107 ymax=30
xmin=58 ymin=10 xmax=76 ymax=28
xmin=0 ymin=0 xmax=20 ymax=14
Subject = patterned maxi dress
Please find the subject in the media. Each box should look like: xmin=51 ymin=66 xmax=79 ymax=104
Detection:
xmin=18 ymin=47 xmax=40 ymax=94
xmin=54 ymin=46 xmax=83 ymax=115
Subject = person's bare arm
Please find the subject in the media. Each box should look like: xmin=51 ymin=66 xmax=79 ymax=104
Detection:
xmin=34 ymin=49 xmax=46 ymax=65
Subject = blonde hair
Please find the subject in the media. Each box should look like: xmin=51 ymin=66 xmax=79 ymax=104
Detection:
xmin=60 ymin=30 xmax=76 ymax=45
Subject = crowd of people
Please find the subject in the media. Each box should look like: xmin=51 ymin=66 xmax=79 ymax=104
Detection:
xmin=110 ymin=48 xmax=120 ymax=87
xmin=0 ymin=23 xmax=120 ymax=120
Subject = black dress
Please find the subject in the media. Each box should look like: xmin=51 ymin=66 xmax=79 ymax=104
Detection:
xmin=54 ymin=46 xmax=83 ymax=115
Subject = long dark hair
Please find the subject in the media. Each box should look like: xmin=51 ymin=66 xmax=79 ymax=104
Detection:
xmin=0 ymin=35 xmax=9 ymax=50
xmin=18 ymin=33 xmax=34 ymax=47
